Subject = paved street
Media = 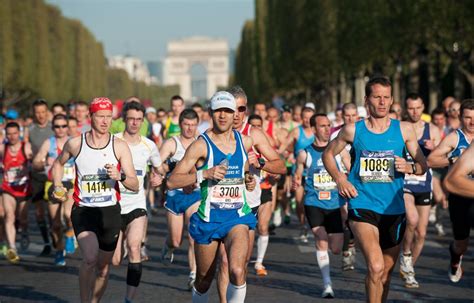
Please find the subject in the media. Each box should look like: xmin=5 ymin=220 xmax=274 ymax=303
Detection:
xmin=0 ymin=206 xmax=473 ymax=302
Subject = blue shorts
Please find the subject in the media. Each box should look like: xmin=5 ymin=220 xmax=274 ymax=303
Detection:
xmin=165 ymin=189 xmax=200 ymax=215
xmin=189 ymin=212 xmax=257 ymax=245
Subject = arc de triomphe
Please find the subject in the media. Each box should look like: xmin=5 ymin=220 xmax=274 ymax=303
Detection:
xmin=163 ymin=36 xmax=229 ymax=101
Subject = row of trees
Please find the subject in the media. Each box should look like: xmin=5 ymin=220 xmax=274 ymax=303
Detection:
xmin=235 ymin=0 xmax=474 ymax=112
xmin=0 ymin=0 xmax=177 ymax=111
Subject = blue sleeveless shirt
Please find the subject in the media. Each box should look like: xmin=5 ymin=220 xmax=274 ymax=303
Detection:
xmin=304 ymin=144 xmax=343 ymax=209
xmin=404 ymin=122 xmax=432 ymax=193
xmin=294 ymin=125 xmax=314 ymax=156
xmin=348 ymin=119 xmax=406 ymax=215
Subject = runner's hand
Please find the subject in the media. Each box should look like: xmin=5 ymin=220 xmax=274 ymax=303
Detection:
xmin=52 ymin=185 xmax=68 ymax=203
xmin=104 ymin=164 xmax=121 ymax=180
xmin=394 ymin=156 xmax=408 ymax=173
xmin=245 ymin=172 xmax=256 ymax=191
xmin=423 ymin=139 xmax=435 ymax=151
xmin=183 ymin=184 xmax=197 ymax=194
xmin=150 ymin=172 xmax=163 ymax=187
xmin=337 ymin=178 xmax=358 ymax=199
xmin=248 ymin=150 xmax=259 ymax=167
xmin=203 ymin=166 xmax=226 ymax=181
xmin=292 ymin=175 xmax=301 ymax=190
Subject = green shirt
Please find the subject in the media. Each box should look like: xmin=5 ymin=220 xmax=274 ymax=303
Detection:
xmin=110 ymin=118 xmax=149 ymax=136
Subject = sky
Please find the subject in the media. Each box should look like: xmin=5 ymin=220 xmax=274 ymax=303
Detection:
xmin=46 ymin=0 xmax=254 ymax=62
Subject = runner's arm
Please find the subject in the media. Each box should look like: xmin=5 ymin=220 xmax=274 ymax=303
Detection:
xmin=114 ymin=139 xmax=139 ymax=192
xmin=24 ymin=142 xmax=33 ymax=160
xmin=402 ymin=122 xmax=427 ymax=175
xmin=444 ymin=144 xmax=474 ymax=198
xmin=251 ymin=128 xmax=286 ymax=174
xmin=427 ymin=133 xmax=456 ymax=168
xmin=294 ymin=150 xmax=306 ymax=187
xmin=276 ymin=127 xmax=298 ymax=155
xmin=32 ymin=140 xmax=49 ymax=171
xmin=52 ymin=138 xmax=76 ymax=187
xmin=167 ymin=139 xmax=207 ymax=189
xmin=157 ymin=138 xmax=175 ymax=175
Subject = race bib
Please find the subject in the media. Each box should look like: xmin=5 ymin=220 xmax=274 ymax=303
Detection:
xmin=210 ymin=178 xmax=244 ymax=210
xmin=313 ymin=169 xmax=336 ymax=190
xmin=6 ymin=166 xmax=28 ymax=185
xmin=318 ymin=191 xmax=332 ymax=200
xmin=81 ymin=174 xmax=114 ymax=204
xmin=359 ymin=150 xmax=394 ymax=183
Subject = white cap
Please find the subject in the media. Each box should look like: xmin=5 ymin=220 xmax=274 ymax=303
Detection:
xmin=145 ymin=107 xmax=156 ymax=114
xmin=304 ymin=102 xmax=316 ymax=110
xmin=210 ymin=91 xmax=236 ymax=112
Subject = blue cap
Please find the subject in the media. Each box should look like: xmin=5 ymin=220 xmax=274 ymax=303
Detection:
xmin=5 ymin=109 xmax=19 ymax=120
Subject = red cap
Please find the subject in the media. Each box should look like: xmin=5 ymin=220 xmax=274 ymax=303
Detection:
xmin=89 ymin=97 xmax=113 ymax=114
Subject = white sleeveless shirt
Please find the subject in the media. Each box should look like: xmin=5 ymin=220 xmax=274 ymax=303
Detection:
xmin=73 ymin=133 xmax=120 ymax=207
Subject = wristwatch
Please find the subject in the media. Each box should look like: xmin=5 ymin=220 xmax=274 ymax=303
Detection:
xmin=258 ymin=157 xmax=266 ymax=169
xmin=120 ymin=173 xmax=127 ymax=182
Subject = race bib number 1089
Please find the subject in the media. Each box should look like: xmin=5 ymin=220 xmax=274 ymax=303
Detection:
xmin=359 ymin=150 xmax=394 ymax=183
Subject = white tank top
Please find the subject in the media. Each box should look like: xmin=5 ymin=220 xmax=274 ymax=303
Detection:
xmin=115 ymin=133 xmax=161 ymax=214
xmin=168 ymin=136 xmax=199 ymax=194
xmin=73 ymin=133 xmax=120 ymax=207
xmin=239 ymin=123 xmax=262 ymax=208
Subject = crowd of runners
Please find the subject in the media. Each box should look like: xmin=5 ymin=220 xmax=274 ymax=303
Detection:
xmin=0 ymin=76 xmax=472 ymax=303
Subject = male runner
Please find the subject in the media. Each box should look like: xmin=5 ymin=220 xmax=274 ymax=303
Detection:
xmin=164 ymin=95 xmax=185 ymax=139
xmin=278 ymin=106 xmax=316 ymax=242
xmin=74 ymin=100 xmax=92 ymax=133
xmin=111 ymin=101 xmax=162 ymax=303
xmin=168 ymin=91 xmax=257 ymax=303
xmin=159 ymin=109 xmax=201 ymax=289
xmin=447 ymin=100 xmax=461 ymax=132
xmin=294 ymin=113 xmax=344 ymax=298
xmin=33 ymin=114 xmax=77 ymax=266
xmin=25 ymin=99 xmax=54 ymax=255
xmin=323 ymin=77 xmax=427 ymax=302
xmin=399 ymin=94 xmax=441 ymax=288
xmin=1 ymin=122 xmax=33 ymax=263
xmin=52 ymin=97 xmax=138 ymax=303
xmin=444 ymin=143 xmax=474 ymax=197
xmin=427 ymin=98 xmax=474 ymax=283
xmin=110 ymin=97 xmax=149 ymax=136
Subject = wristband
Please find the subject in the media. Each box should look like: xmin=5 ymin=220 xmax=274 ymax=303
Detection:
xmin=411 ymin=163 xmax=417 ymax=174
xmin=120 ymin=173 xmax=126 ymax=182
xmin=196 ymin=170 xmax=204 ymax=184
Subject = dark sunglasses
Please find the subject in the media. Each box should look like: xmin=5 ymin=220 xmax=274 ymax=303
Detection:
xmin=53 ymin=125 xmax=68 ymax=129
xmin=237 ymin=106 xmax=247 ymax=113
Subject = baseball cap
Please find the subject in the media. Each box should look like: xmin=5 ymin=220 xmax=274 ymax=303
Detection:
xmin=89 ymin=97 xmax=113 ymax=114
xmin=5 ymin=109 xmax=19 ymax=120
xmin=145 ymin=107 xmax=157 ymax=114
xmin=210 ymin=91 xmax=236 ymax=112
xmin=304 ymin=102 xmax=316 ymax=110
xmin=282 ymin=104 xmax=291 ymax=113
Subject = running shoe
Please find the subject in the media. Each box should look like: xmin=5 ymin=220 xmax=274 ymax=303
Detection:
xmin=349 ymin=246 xmax=356 ymax=266
xmin=321 ymin=284 xmax=334 ymax=298
xmin=284 ymin=214 xmax=291 ymax=225
xmin=20 ymin=233 xmax=30 ymax=252
xmin=435 ymin=223 xmax=446 ymax=236
xmin=342 ymin=250 xmax=354 ymax=271
xmin=449 ymin=255 xmax=463 ymax=283
xmin=54 ymin=250 xmax=66 ymax=266
xmin=150 ymin=207 xmax=159 ymax=216
xmin=273 ymin=208 xmax=282 ymax=227
xmin=187 ymin=272 xmax=196 ymax=290
xmin=65 ymin=236 xmax=76 ymax=255
xmin=399 ymin=253 xmax=414 ymax=280
xmin=141 ymin=245 xmax=150 ymax=262
xmin=404 ymin=272 xmax=419 ymax=288
xmin=428 ymin=206 xmax=436 ymax=224
xmin=255 ymin=264 xmax=268 ymax=276
xmin=6 ymin=248 xmax=20 ymax=264
xmin=160 ymin=246 xmax=174 ymax=264
xmin=299 ymin=228 xmax=309 ymax=243
xmin=39 ymin=244 xmax=52 ymax=257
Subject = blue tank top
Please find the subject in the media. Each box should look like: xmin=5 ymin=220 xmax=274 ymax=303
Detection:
xmin=404 ymin=122 xmax=432 ymax=193
xmin=449 ymin=129 xmax=471 ymax=160
xmin=294 ymin=125 xmax=314 ymax=156
xmin=303 ymin=144 xmax=343 ymax=209
xmin=197 ymin=130 xmax=252 ymax=223
xmin=348 ymin=119 xmax=406 ymax=215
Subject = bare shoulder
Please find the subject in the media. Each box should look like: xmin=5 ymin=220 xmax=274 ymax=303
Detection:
xmin=241 ymin=134 xmax=253 ymax=149
xmin=399 ymin=121 xmax=414 ymax=132
xmin=66 ymin=135 xmax=82 ymax=152
xmin=249 ymin=126 xmax=265 ymax=140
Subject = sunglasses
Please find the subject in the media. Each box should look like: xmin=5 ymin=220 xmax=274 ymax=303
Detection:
xmin=238 ymin=106 xmax=247 ymax=113
xmin=53 ymin=125 xmax=68 ymax=129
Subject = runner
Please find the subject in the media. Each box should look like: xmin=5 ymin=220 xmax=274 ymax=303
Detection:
xmin=323 ymin=77 xmax=427 ymax=302
xmin=74 ymin=100 xmax=92 ymax=133
xmin=444 ymin=143 xmax=474 ymax=197
xmin=164 ymin=95 xmax=185 ymax=139
xmin=32 ymin=114 xmax=77 ymax=266
xmin=25 ymin=99 xmax=54 ymax=255
xmin=51 ymin=97 xmax=138 ymax=302
xmin=446 ymin=100 xmax=461 ymax=132
xmin=294 ymin=113 xmax=344 ymax=298
xmin=159 ymin=109 xmax=201 ymax=290
xmin=400 ymin=94 xmax=441 ymax=288
xmin=111 ymin=101 xmax=163 ymax=303
xmin=277 ymin=106 xmax=316 ymax=242
xmin=1 ymin=122 xmax=33 ymax=264
xmin=110 ymin=96 xmax=150 ymax=136
xmin=168 ymin=91 xmax=257 ymax=303
xmin=427 ymin=98 xmax=474 ymax=283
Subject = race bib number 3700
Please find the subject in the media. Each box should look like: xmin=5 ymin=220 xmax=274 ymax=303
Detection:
xmin=210 ymin=178 xmax=244 ymax=210
xmin=359 ymin=150 xmax=395 ymax=183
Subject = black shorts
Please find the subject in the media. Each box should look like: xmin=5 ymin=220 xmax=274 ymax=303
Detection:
xmin=286 ymin=167 xmax=292 ymax=176
xmin=260 ymin=189 xmax=272 ymax=204
xmin=2 ymin=191 xmax=28 ymax=204
xmin=403 ymin=190 xmax=432 ymax=206
xmin=121 ymin=208 xmax=147 ymax=231
xmin=448 ymin=193 xmax=474 ymax=241
xmin=31 ymin=173 xmax=48 ymax=202
xmin=71 ymin=203 xmax=121 ymax=251
xmin=349 ymin=209 xmax=406 ymax=250
xmin=304 ymin=205 xmax=343 ymax=234
xmin=277 ymin=174 xmax=285 ymax=189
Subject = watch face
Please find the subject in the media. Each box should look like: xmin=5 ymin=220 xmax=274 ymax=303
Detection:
xmin=258 ymin=158 xmax=265 ymax=166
